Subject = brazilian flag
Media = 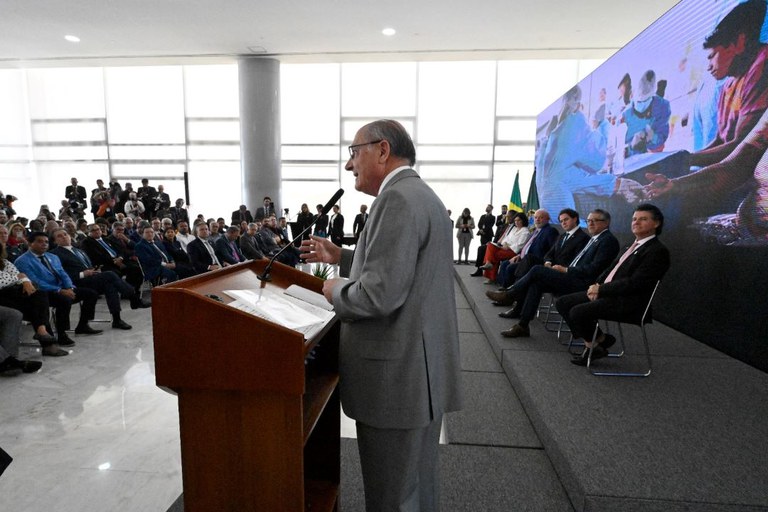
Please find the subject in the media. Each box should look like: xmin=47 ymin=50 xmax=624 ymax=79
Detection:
xmin=508 ymin=171 xmax=524 ymax=213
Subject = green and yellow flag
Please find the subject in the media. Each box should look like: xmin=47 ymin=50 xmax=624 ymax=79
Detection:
xmin=508 ymin=171 xmax=524 ymax=213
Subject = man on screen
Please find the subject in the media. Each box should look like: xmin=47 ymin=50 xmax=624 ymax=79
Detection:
xmin=300 ymin=119 xmax=461 ymax=511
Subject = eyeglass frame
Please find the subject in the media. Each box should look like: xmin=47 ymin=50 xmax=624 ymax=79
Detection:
xmin=347 ymin=139 xmax=384 ymax=158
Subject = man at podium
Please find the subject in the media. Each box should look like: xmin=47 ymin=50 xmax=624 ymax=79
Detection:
xmin=301 ymin=119 xmax=462 ymax=512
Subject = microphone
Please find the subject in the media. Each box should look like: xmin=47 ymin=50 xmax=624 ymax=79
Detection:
xmin=258 ymin=188 xmax=344 ymax=285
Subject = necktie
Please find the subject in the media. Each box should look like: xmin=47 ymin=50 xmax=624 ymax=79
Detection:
xmin=520 ymin=228 xmax=540 ymax=257
xmin=98 ymin=238 xmax=117 ymax=258
xmin=230 ymin=241 xmax=240 ymax=262
xmin=39 ymin=255 xmax=62 ymax=284
xmin=604 ymin=241 xmax=639 ymax=283
xmin=71 ymin=247 xmax=91 ymax=268
xmin=203 ymin=240 xmax=221 ymax=266
xmin=153 ymin=243 xmax=169 ymax=263
xmin=569 ymin=235 xmax=598 ymax=268
xmin=560 ymin=233 xmax=570 ymax=248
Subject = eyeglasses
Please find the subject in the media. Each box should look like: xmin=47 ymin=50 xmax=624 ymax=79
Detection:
xmin=348 ymin=139 xmax=383 ymax=158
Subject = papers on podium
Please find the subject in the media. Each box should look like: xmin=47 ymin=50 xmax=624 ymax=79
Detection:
xmin=223 ymin=285 xmax=335 ymax=340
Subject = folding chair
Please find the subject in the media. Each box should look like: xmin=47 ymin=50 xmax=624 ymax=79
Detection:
xmin=586 ymin=281 xmax=660 ymax=377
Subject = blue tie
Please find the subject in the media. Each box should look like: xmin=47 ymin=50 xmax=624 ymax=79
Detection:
xmin=98 ymin=238 xmax=117 ymax=258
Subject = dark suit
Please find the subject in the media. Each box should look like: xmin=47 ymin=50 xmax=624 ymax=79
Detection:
xmin=81 ymin=236 xmax=143 ymax=291
xmin=313 ymin=213 xmax=329 ymax=236
xmin=135 ymin=239 xmax=178 ymax=282
xmin=498 ymin=223 xmax=559 ymax=287
xmin=506 ymin=229 xmax=620 ymax=324
xmin=330 ymin=213 xmax=344 ymax=246
xmin=353 ymin=212 xmax=368 ymax=240
xmin=239 ymin=233 xmax=265 ymax=260
xmin=231 ymin=209 xmax=253 ymax=225
xmin=65 ymin=185 xmax=87 ymax=202
xmin=477 ymin=213 xmax=496 ymax=244
xmin=556 ymin=236 xmax=671 ymax=341
xmin=52 ymin=245 xmax=135 ymax=315
xmin=186 ymin=238 xmax=220 ymax=274
xmin=543 ymin=228 xmax=590 ymax=267
xmin=169 ymin=206 xmax=189 ymax=227
xmin=254 ymin=205 xmax=277 ymax=220
xmin=214 ymin=236 xmax=245 ymax=265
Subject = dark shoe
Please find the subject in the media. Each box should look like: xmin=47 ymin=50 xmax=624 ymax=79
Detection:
xmin=498 ymin=308 xmax=521 ymax=319
xmin=7 ymin=357 xmax=42 ymax=374
xmin=112 ymin=320 xmax=133 ymax=330
xmin=0 ymin=357 xmax=22 ymax=377
xmin=570 ymin=345 xmax=608 ymax=366
xmin=501 ymin=324 xmax=530 ymax=338
xmin=42 ymin=346 xmax=69 ymax=357
xmin=485 ymin=289 xmax=509 ymax=302
xmin=469 ymin=269 xmax=483 ymax=277
xmin=600 ymin=333 xmax=617 ymax=349
xmin=33 ymin=332 xmax=57 ymax=344
xmin=479 ymin=263 xmax=493 ymax=270
xmin=130 ymin=298 xmax=151 ymax=309
xmin=75 ymin=325 xmax=103 ymax=335
xmin=57 ymin=335 xmax=76 ymax=347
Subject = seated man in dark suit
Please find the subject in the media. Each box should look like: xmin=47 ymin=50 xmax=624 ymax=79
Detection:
xmin=258 ymin=217 xmax=300 ymax=267
xmin=494 ymin=209 xmax=620 ymax=338
xmin=491 ymin=208 xmax=580 ymax=299
xmin=556 ymin=203 xmax=671 ymax=365
xmin=186 ymin=223 xmax=223 ymax=274
xmin=135 ymin=226 xmax=179 ymax=283
xmin=160 ymin=227 xmax=196 ymax=278
xmin=51 ymin=228 xmax=147 ymax=330
xmin=14 ymin=232 xmax=101 ymax=350
xmin=214 ymin=226 xmax=246 ymax=266
xmin=239 ymin=223 xmax=266 ymax=260
xmin=81 ymin=223 xmax=143 ymax=294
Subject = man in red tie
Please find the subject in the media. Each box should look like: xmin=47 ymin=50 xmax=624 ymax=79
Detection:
xmin=555 ymin=203 xmax=671 ymax=366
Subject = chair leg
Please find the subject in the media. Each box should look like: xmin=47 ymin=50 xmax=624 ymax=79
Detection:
xmin=589 ymin=322 xmax=652 ymax=377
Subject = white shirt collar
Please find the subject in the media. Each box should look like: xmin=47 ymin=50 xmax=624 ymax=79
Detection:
xmin=633 ymin=234 xmax=656 ymax=247
xmin=378 ymin=166 xmax=412 ymax=195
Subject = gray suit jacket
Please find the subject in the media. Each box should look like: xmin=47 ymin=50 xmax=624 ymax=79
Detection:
xmin=332 ymin=169 xmax=462 ymax=429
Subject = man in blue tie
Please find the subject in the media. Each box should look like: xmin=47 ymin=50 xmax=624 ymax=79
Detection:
xmin=51 ymin=228 xmax=148 ymax=330
xmin=135 ymin=226 xmax=179 ymax=283
xmin=81 ymin=223 xmax=144 ymax=295
xmin=15 ymin=232 xmax=102 ymax=351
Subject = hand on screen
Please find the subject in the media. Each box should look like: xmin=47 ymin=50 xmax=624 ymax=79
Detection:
xmin=644 ymin=173 xmax=673 ymax=199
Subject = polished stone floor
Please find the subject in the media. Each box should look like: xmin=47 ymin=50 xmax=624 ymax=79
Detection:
xmin=0 ymin=298 xmax=360 ymax=512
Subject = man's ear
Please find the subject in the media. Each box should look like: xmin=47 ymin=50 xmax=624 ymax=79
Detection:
xmin=377 ymin=139 xmax=391 ymax=164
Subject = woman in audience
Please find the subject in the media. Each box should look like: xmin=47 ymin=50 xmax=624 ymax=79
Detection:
xmin=455 ymin=208 xmax=475 ymax=264
xmin=161 ymin=227 xmax=196 ymax=278
xmin=0 ymin=226 xmax=61 ymax=354
xmin=5 ymin=222 xmax=28 ymax=261
xmin=479 ymin=212 xmax=531 ymax=283
xmin=296 ymin=203 xmax=314 ymax=241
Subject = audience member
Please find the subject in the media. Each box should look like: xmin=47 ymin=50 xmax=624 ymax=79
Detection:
xmin=296 ymin=203 xmax=314 ymax=241
xmin=455 ymin=208 xmax=475 ymax=264
xmin=254 ymin=196 xmax=276 ymax=220
xmin=135 ymin=226 xmax=179 ymax=283
xmin=81 ymin=223 xmax=143 ymax=295
xmin=557 ymin=204 xmax=671 ymax=365
xmin=214 ymin=226 xmax=246 ymax=266
xmin=136 ymin=179 xmax=158 ymax=219
xmin=123 ymin=192 xmax=145 ymax=220
xmin=313 ymin=204 xmax=329 ymax=237
xmin=175 ymin=221 xmax=195 ymax=252
xmin=160 ymin=228 xmax=196 ymax=278
xmin=5 ymin=223 xmax=28 ymax=262
xmin=169 ymin=198 xmax=189 ymax=227
xmin=15 ymin=232 xmax=102 ymax=349
xmin=329 ymin=205 xmax=345 ymax=247
xmin=240 ymin=222 xmax=266 ymax=260
xmin=0 ymin=307 xmax=43 ymax=376
xmin=51 ymin=228 xmax=146 ymax=330
xmin=352 ymin=204 xmax=368 ymax=242
xmin=477 ymin=212 xmax=531 ymax=282
xmin=186 ymin=223 xmax=223 ymax=274
xmin=495 ymin=209 xmax=559 ymax=290
xmin=477 ymin=204 xmax=496 ymax=245
xmin=231 ymin=205 xmax=253 ymax=225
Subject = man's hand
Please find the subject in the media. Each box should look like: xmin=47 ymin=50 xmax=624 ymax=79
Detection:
xmin=510 ymin=255 xmax=521 ymax=263
xmin=84 ymin=268 xmax=100 ymax=277
xmin=113 ymin=256 xmax=125 ymax=268
xmin=587 ymin=284 xmax=600 ymax=301
xmin=21 ymin=281 xmax=37 ymax=296
xmin=59 ymin=288 xmax=76 ymax=300
xmin=322 ymin=277 xmax=345 ymax=304
xmin=552 ymin=264 xmax=568 ymax=273
xmin=208 ymin=264 xmax=221 ymax=271
xmin=300 ymin=235 xmax=341 ymax=265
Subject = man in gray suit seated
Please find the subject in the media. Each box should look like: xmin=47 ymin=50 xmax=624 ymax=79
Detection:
xmin=301 ymin=119 xmax=462 ymax=511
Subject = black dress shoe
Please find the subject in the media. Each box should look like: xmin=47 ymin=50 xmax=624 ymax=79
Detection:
xmin=75 ymin=325 xmax=103 ymax=335
xmin=33 ymin=332 xmax=57 ymax=343
xmin=571 ymin=346 xmax=608 ymax=366
xmin=8 ymin=358 xmax=43 ymax=373
xmin=469 ymin=269 xmax=483 ymax=277
xmin=112 ymin=320 xmax=133 ymax=330
xmin=42 ymin=346 xmax=69 ymax=357
xmin=501 ymin=324 xmax=530 ymax=338
xmin=57 ymin=336 xmax=76 ymax=347
xmin=601 ymin=334 xmax=617 ymax=349
xmin=498 ymin=308 xmax=521 ymax=319
xmin=0 ymin=357 xmax=22 ymax=377
xmin=130 ymin=299 xmax=151 ymax=309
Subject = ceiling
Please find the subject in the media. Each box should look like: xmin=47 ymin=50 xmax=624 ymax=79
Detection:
xmin=1 ymin=0 xmax=681 ymax=67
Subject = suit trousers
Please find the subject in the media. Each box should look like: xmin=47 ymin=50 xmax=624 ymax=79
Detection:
xmin=555 ymin=291 xmax=640 ymax=342
xmin=356 ymin=414 xmax=443 ymax=512
xmin=0 ymin=285 xmax=51 ymax=331
xmin=510 ymin=266 xmax=589 ymax=325
xmin=47 ymin=287 xmax=98 ymax=334
xmin=76 ymin=271 xmax=135 ymax=315
xmin=0 ymin=306 xmax=22 ymax=360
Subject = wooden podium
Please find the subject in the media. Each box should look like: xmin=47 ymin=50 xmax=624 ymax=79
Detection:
xmin=152 ymin=259 xmax=340 ymax=511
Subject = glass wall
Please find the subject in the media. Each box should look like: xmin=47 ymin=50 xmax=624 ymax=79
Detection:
xmin=1 ymin=58 xmax=600 ymax=256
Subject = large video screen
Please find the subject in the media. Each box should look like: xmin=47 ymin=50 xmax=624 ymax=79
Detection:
xmin=535 ymin=0 xmax=768 ymax=371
